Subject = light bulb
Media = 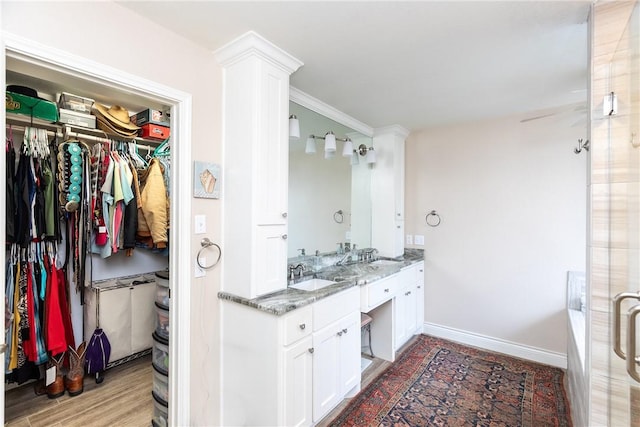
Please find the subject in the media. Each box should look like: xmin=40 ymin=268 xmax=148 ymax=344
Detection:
xmin=305 ymin=135 xmax=316 ymax=154
xmin=324 ymin=131 xmax=336 ymax=152
xmin=289 ymin=115 xmax=300 ymax=139
xmin=342 ymin=137 xmax=353 ymax=157
xmin=366 ymin=147 xmax=376 ymax=164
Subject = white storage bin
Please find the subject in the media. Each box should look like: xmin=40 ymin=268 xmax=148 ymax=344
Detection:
xmin=152 ymin=391 xmax=168 ymax=427
xmin=155 ymin=302 xmax=169 ymax=339
xmin=152 ymin=365 xmax=169 ymax=402
xmin=152 ymin=332 xmax=169 ymax=375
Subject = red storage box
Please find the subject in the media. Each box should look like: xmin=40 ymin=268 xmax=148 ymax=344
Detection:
xmin=140 ymin=123 xmax=170 ymax=140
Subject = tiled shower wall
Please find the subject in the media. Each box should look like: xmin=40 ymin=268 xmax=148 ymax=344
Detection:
xmin=590 ymin=1 xmax=639 ymax=425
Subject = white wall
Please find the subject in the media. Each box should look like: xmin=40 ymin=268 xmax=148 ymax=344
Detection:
xmin=3 ymin=2 xmax=222 ymax=424
xmin=405 ymin=107 xmax=586 ymax=358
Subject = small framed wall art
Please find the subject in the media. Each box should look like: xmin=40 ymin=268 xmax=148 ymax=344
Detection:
xmin=193 ymin=161 xmax=221 ymax=199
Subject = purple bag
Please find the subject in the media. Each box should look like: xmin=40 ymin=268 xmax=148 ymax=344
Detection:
xmin=85 ymin=328 xmax=111 ymax=375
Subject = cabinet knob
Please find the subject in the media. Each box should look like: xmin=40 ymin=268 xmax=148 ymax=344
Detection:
xmin=308 ymin=348 xmax=314 ymax=354
xmin=282 ymin=212 xmax=287 ymax=218
xmin=397 ymin=225 xmax=401 ymax=229
xmin=282 ymin=234 xmax=288 ymax=240
xmin=419 ymin=269 xmax=423 ymax=273
xmin=299 ymin=323 xmax=306 ymax=330
xmin=337 ymin=331 xmax=343 ymax=337
xmin=417 ymin=286 xmax=422 ymax=289
xmin=384 ymin=288 xmax=389 ymax=293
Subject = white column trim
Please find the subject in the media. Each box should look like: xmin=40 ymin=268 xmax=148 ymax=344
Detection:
xmin=2 ymin=31 xmax=193 ymax=425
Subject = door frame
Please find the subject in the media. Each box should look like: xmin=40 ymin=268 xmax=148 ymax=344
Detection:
xmin=1 ymin=32 xmax=192 ymax=425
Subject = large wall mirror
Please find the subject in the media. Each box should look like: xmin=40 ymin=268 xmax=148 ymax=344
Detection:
xmin=288 ymin=101 xmax=372 ymax=257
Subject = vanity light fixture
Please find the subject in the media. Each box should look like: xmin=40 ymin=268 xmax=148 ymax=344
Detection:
xmin=305 ymin=132 xmax=354 ymax=158
xmin=289 ymin=115 xmax=300 ymax=139
xmin=358 ymin=144 xmax=377 ymax=164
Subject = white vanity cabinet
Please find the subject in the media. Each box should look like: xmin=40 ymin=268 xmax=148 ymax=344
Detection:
xmin=221 ymin=286 xmax=360 ymax=427
xmin=394 ymin=262 xmax=425 ymax=351
xmin=312 ymin=288 xmax=361 ymax=423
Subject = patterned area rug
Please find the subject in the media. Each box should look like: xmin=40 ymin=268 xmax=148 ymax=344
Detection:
xmin=331 ymin=334 xmax=571 ymax=427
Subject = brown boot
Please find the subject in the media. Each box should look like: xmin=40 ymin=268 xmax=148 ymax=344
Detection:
xmin=46 ymin=353 xmax=66 ymax=399
xmin=65 ymin=342 xmax=87 ymax=397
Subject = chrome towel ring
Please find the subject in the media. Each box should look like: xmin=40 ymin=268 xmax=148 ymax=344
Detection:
xmin=197 ymin=237 xmax=222 ymax=269
xmin=426 ymin=210 xmax=441 ymax=227
xmin=333 ymin=210 xmax=344 ymax=224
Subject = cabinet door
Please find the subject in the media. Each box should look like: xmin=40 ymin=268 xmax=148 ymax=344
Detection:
xmin=415 ymin=263 xmax=425 ymax=333
xmin=131 ymin=282 xmax=156 ymax=353
xmin=283 ymin=336 xmax=313 ymax=427
xmin=403 ymin=286 xmax=417 ymax=339
xmin=339 ymin=312 xmax=361 ymax=395
xmin=312 ymin=320 xmax=342 ymax=423
xmin=255 ymin=62 xmax=289 ymax=226
xmin=254 ymin=225 xmax=288 ymax=296
xmin=394 ymin=287 xmax=408 ymax=350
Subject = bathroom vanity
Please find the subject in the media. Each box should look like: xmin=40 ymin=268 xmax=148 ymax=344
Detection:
xmin=219 ymin=249 xmax=424 ymax=426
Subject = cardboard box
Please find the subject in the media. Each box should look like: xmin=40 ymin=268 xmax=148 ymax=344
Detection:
xmin=140 ymin=123 xmax=170 ymax=140
xmin=58 ymin=92 xmax=94 ymax=113
xmin=131 ymin=109 xmax=170 ymax=127
xmin=58 ymin=108 xmax=97 ymax=129
xmin=6 ymin=91 xmax=59 ymax=122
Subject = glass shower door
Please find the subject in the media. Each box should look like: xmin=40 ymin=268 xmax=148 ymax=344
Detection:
xmin=609 ymin=3 xmax=640 ymax=425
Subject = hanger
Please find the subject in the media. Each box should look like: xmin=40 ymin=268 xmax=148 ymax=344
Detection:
xmin=153 ymin=138 xmax=170 ymax=157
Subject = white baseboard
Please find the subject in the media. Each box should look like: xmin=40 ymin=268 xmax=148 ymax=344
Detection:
xmin=421 ymin=322 xmax=567 ymax=369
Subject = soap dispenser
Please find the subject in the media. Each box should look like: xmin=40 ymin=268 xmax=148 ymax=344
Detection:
xmin=337 ymin=242 xmax=344 ymax=254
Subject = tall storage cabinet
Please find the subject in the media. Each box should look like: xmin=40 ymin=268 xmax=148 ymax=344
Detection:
xmin=371 ymin=125 xmax=410 ymax=258
xmin=215 ymin=32 xmax=303 ymax=300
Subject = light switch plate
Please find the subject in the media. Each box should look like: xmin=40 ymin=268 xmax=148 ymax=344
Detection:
xmin=406 ymin=234 xmax=413 ymax=245
xmin=414 ymin=235 xmax=425 ymax=246
xmin=195 ymin=215 xmax=207 ymax=234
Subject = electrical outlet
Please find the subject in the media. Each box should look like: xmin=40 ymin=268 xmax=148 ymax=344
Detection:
xmin=406 ymin=234 xmax=413 ymax=245
xmin=414 ymin=235 xmax=425 ymax=246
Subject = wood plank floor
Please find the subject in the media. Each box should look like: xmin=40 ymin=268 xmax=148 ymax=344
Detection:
xmin=5 ymin=355 xmax=153 ymax=427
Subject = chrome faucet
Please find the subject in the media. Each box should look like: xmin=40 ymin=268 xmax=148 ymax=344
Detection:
xmin=288 ymin=263 xmax=306 ymax=280
xmin=336 ymin=252 xmax=352 ymax=266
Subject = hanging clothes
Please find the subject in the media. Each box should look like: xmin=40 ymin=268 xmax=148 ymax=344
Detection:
xmin=137 ymin=158 xmax=169 ymax=249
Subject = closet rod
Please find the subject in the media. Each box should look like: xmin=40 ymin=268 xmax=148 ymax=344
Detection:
xmin=6 ymin=117 xmax=162 ymax=146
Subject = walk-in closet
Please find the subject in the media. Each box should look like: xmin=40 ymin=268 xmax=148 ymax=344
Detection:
xmin=4 ymin=52 xmax=174 ymax=427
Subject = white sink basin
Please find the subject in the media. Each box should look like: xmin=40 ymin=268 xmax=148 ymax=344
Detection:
xmin=370 ymin=259 xmax=402 ymax=266
xmin=290 ymin=278 xmax=337 ymax=292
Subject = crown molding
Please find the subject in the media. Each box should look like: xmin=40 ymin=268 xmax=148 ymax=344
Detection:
xmin=373 ymin=124 xmax=411 ymax=139
xmin=290 ymin=86 xmax=373 ymax=137
xmin=214 ymin=31 xmax=303 ymax=75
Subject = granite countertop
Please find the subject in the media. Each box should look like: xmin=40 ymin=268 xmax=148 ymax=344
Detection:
xmin=218 ymin=248 xmax=424 ymax=316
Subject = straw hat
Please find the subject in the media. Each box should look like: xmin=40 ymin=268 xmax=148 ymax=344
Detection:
xmin=95 ymin=116 xmax=138 ymax=138
xmin=92 ymin=103 xmax=140 ymax=131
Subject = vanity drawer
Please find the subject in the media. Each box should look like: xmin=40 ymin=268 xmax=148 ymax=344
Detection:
xmin=313 ymin=287 xmax=359 ymax=332
xmin=362 ymin=275 xmax=398 ymax=312
xmin=282 ymin=305 xmax=312 ymax=346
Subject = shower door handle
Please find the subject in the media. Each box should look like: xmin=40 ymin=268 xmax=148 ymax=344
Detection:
xmin=627 ymin=304 xmax=640 ymax=382
xmin=613 ymin=291 xmax=640 ymax=360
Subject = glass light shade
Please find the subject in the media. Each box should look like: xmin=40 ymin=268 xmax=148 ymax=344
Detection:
xmin=366 ymin=147 xmax=376 ymax=164
xmin=342 ymin=138 xmax=353 ymax=157
xmin=289 ymin=115 xmax=300 ymax=139
xmin=305 ymin=135 xmax=316 ymax=154
xmin=324 ymin=131 xmax=336 ymax=152
xmin=350 ymin=149 xmax=359 ymax=165
xmin=324 ymin=149 xmax=335 ymax=159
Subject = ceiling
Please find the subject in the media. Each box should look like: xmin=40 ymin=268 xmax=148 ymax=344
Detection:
xmin=118 ymin=1 xmax=590 ymax=132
